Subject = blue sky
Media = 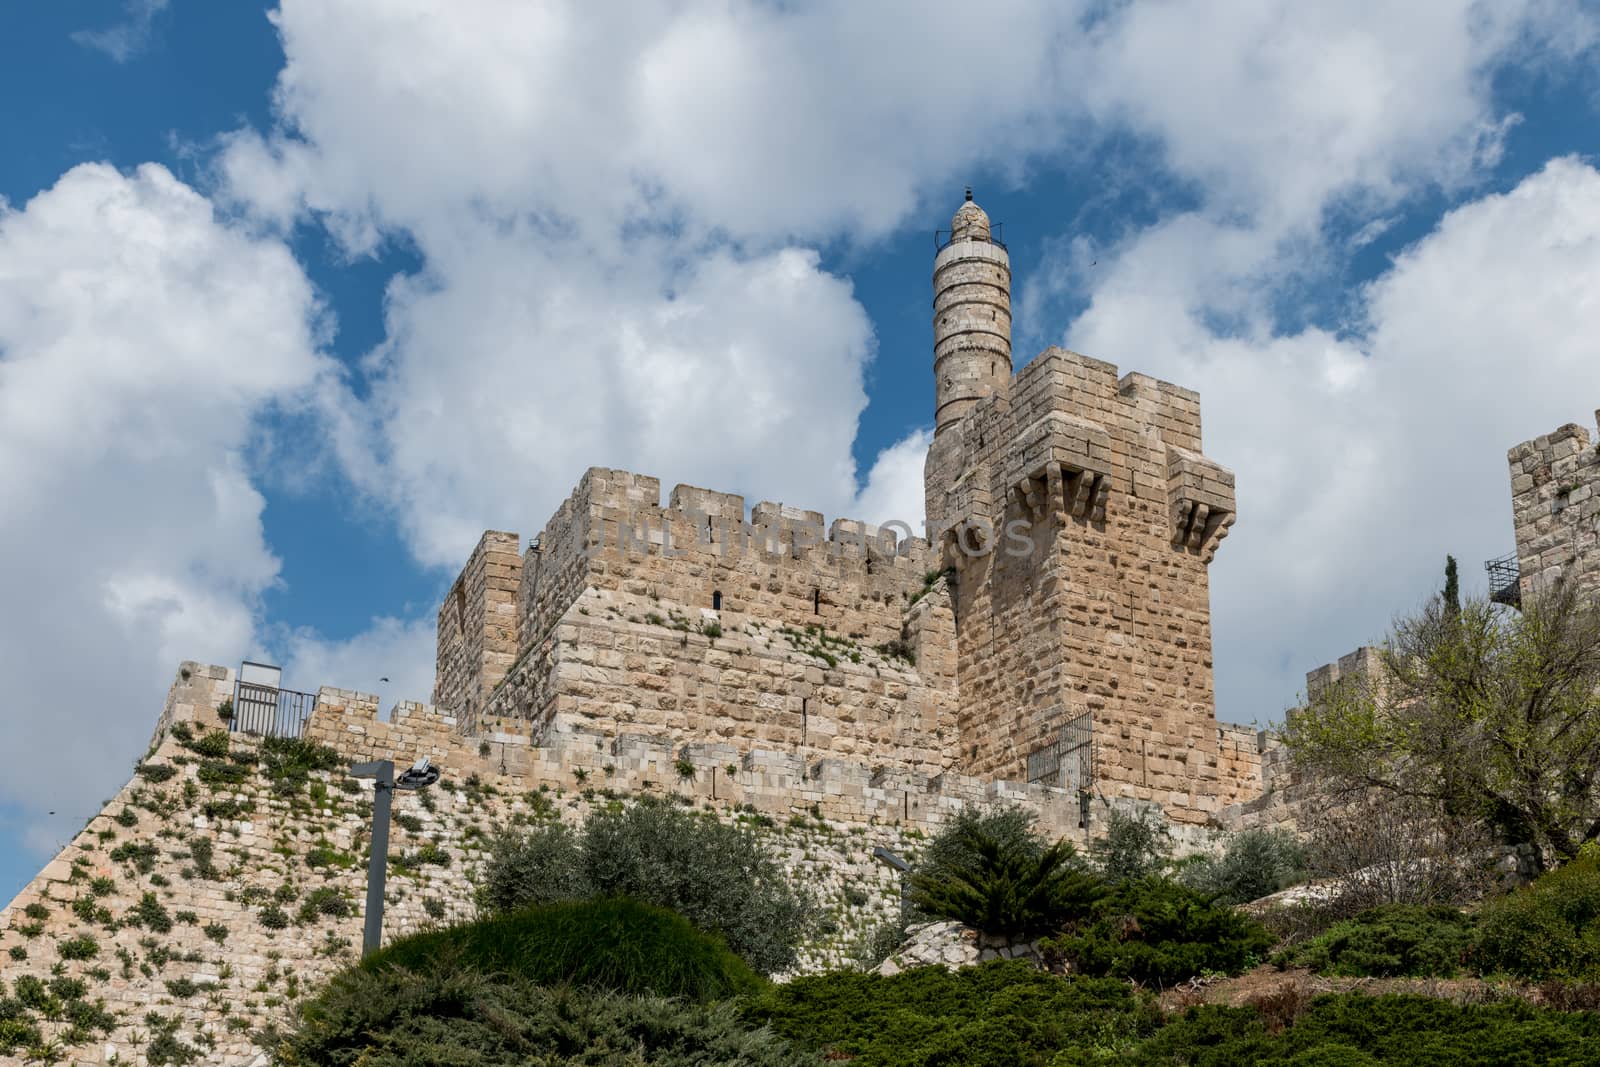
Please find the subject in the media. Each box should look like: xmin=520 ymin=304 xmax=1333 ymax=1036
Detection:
xmin=4 ymin=1 xmax=1600 ymax=902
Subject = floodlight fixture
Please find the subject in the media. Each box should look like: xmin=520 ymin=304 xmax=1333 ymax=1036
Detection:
xmin=872 ymin=845 xmax=910 ymax=873
xmin=350 ymin=756 xmax=441 ymax=957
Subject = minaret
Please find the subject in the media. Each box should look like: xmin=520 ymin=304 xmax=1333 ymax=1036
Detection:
xmin=932 ymin=189 xmax=1012 ymax=434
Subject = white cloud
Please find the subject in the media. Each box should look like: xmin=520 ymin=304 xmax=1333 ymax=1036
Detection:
xmin=280 ymin=615 xmax=438 ymax=715
xmin=1068 ymin=157 xmax=1600 ymax=723
xmin=851 ymin=429 xmax=933 ymax=533
xmin=0 ymin=162 xmax=328 ymax=847
xmin=71 ymin=0 xmax=170 ymax=63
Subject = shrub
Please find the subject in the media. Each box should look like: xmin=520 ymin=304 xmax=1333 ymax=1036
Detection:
xmin=110 ymin=840 xmax=159 ymax=874
xmin=189 ymin=730 xmax=230 ymax=758
xmin=202 ymin=797 xmax=253 ymax=821
xmin=1179 ymin=828 xmax=1306 ymax=905
xmin=136 ymin=762 xmax=178 ymax=783
xmin=202 ymin=922 xmax=229 ymax=944
xmin=1044 ymin=877 xmax=1274 ymax=986
xmin=58 ymin=935 xmax=100 ymax=961
xmin=114 ymin=806 xmax=138 ymax=827
xmin=1275 ymin=904 xmax=1476 ymax=977
xmin=1090 ymin=806 xmax=1173 ymax=881
xmin=1116 ymin=992 xmax=1600 ymax=1065
xmin=908 ymin=827 xmax=1102 ymax=938
xmin=165 ymin=977 xmax=199 ymax=998
xmin=259 ymin=737 xmax=343 ymax=797
xmin=483 ymin=799 xmax=812 ymax=975
xmin=297 ymin=888 xmax=352 ymax=924
xmin=21 ymin=903 xmax=48 ymax=921
xmin=365 ymin=898 xmax=762 ymax=1002
xmin=127 ymin=892 xmax=173 ymax=934
xmin=259 ymin=904 xmax=291 ymax=930
xmin=747 ymin=959 xmax=1161 ymax=1066
xmin=196 ymin=758 xmax=248 ymax=787
xmin=280 ymin=962 xmax=807 ymax=1067
xmin=915 ymin=806 xmax=1048 ymax=883
xmin=1475 ymin=851 xmax=1600 ymax=980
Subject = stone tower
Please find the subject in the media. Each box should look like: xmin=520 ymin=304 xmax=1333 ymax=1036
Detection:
xmin=924 ymin=192 xmax=1238 ymax=824
xmin=933 ymin=190 xmax=1013 ymax=434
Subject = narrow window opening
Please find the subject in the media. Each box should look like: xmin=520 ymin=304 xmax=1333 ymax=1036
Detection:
xmin=706 ymin=515 xmax=714 ymax=543
xmin=801 ymin=697 xmax=809 ymax=744
xmin=712 ymin=590 xmax=722 ymax=612
xmin=813 ymin=588 xmax=821 ymax=615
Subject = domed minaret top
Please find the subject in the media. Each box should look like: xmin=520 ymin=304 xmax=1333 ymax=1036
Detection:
xmin=950 ymin=188 xmax=992 ymax=242
xmin=930 ymin=188 xmax=1012 ymax=436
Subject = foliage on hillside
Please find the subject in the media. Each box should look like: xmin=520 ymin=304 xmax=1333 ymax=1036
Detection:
xmin=362 ymin=897 xmax=762 ymax=1002
xmin=1285 ymin=584 xmax=1600 ymax=869
xmin=275 ymin=963 xmax=809 ymax=1067
xmin=1273 ymin=904 xmax=1477 ymax=978
xmin=482 ymin=797 xmax=814 ymax=975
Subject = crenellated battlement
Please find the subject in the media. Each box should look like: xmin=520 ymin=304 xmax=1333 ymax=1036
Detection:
xmin=430 ymin=194 xmax=1252 ymax=831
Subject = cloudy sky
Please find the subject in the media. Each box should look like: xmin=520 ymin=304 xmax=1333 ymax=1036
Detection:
xmin=4 ymin=0 xmax=1600 ymax=899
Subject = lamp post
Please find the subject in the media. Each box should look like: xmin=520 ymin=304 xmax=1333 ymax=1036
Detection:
xmin=872 ymin=845 xmax=912 ymax=924
xmin=351 ymin=757 xmax=441 ymax=957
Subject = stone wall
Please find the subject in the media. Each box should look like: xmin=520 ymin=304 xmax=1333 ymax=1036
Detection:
xmin=926 ymin=347 xmax=1237 ymax=825
xmin=432 ymin=530 xmax=522 ymax=731
xmin=2 ymin=663 xmax=1204 ymax=1066
xmin=1507 ymin=412 xmax=1600 ymax=602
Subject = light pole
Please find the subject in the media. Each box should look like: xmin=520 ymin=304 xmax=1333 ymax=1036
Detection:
xmin=351 ymin=757 xmax=441 ymax=957
xmin=872 ymin=845 xmax=912 ymax=925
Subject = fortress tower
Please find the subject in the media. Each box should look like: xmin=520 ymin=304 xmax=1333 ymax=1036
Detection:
xmin=426 ymin=192 xmax=1249 ymax=828
xmin=924 ymin=192 xmax=1238 ymax=823
xmin=933 ymin=190 xmax=1013 ymax=435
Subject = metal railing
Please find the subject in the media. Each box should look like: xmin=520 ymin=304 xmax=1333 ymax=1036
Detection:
xmin=230 ymin=678 xmax=317 ymax=738
xmin=1485 ymin=552 xmax=1522 ymax=609
xmin=935 ymin=222 xmax=1007 ymax=252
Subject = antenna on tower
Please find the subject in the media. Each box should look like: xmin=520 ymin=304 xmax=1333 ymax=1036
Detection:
xmin=964 ymin=186 xmax=973 ymax=201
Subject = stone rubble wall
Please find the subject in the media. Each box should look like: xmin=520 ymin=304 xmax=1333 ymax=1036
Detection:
xmin=2 ymin=663 xmax=1214 ymax=1066
xmin=1508 ymin=413 xmax=1600 ymax=602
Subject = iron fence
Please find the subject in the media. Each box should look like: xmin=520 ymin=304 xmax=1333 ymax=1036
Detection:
xmin=1485 ymin=551 xmax=1522 ymax=609
xmin=230 ymin=678 xmax=317 ymax=738
xmin=935 ymin=222 xmax=1007 ymax=252
xmin=1027 ymin=711 xmax=1094 ymax=824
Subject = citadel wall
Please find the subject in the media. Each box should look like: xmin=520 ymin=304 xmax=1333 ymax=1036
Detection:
xmin=1507 ymin=412 xmax=1600 ymax=601
xmin=925 ymin=346 xmax=1236 ymax=825
xmin=1 ymin=663 xmax=1202 ymax=1065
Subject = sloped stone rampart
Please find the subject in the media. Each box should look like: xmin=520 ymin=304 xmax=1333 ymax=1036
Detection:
xmin=1 ymin=663 xmax=1198 ymax=1065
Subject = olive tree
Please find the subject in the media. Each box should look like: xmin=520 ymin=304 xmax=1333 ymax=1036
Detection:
xmin=1285 ymin=582 xmax=1600 ymax=870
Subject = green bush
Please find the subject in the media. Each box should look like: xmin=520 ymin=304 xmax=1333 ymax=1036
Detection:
xmin=908 ymin=826 xmax=1102 ymax=938
xmin=1113 ymin=993 xmax=1600 ymax=1066
xmin=297 ymin=888 xmax=352 ymax=924
xmin=189 ymin=730 xmax=230 ymax=758
xmin=1274 ymin=904 xmax=1475 ymax=977
xmin=364 ymin=898 xmax=761 ymax=1003
xmin=136 ymin=762 xmax=178 ymax=783
xmin=127 ymin=891 xmax=173 ymax=934
xmin=1475 ymin=851 xmax=1600 ymax=980
xmin=1044 ymin=877 xmax=1273 ymax=986
xmin=259 ymin=737 xmax=343 ymax=797
xmin=483 ymin=798 xmax=812 ymax=975
xmin=1179 ymin=828 xmax=1306 ymax=905
xmin=278 ymin=963 xmax=809 ymax=1067
xmin=746 ymin=959 xmax=1161 ymax=1066
xmin=58 ymin=935 xmax=100 ymax=961
xmin=197 ymin=758 xmax=249 ymax=786
xmin=1090 ymin=807 xmax=1173 ymax=882
xmin=917 ymin=806 xmax=1047 ymax=879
